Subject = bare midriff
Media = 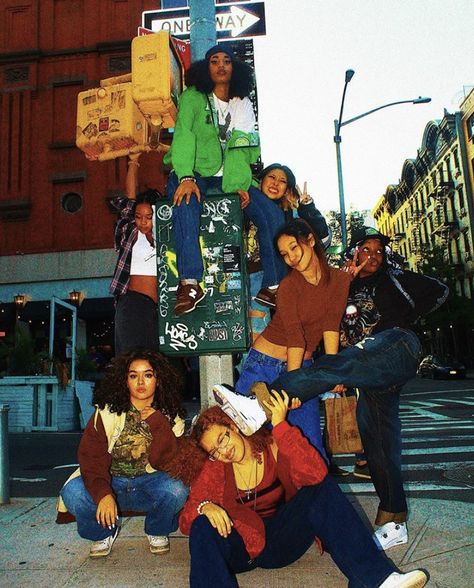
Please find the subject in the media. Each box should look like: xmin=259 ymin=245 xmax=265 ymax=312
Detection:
xmin=128 ymin=275 xmax=158 ymax=303
xmin=253 ymin=335 xmax=313 ymax=362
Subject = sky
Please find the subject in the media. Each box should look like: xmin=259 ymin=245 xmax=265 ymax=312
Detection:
xmin=250 ymin=0 xmax=474 ymax=215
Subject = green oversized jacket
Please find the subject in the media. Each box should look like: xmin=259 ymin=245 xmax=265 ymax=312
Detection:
xmin=164 ymin=86 xmax=260 ymax=192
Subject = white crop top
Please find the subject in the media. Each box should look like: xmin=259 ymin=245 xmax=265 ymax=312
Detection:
xmin=130 ymin=231 xmax=157 ymax=276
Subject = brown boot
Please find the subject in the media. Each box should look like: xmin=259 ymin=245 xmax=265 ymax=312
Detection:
xmin=251 ymin=381 xmax=274 ymax=420
xmin=174 ymin=283 xmax=206 ymax=316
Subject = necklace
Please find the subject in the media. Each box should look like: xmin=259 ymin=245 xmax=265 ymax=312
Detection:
xmin=234 ymin=457 xmax=259 ymax=510
xmin=213 ymin=94 xmax=231 ymax=142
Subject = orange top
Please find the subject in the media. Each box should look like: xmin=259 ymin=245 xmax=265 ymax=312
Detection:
xmin=262 ymin=267 xmax=350 ymax=355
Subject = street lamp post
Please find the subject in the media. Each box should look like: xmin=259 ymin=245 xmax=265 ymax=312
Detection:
xmin=334 ymin=69 xmax=431 ymax=249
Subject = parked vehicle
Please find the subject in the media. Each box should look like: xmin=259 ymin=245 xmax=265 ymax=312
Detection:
xmin=418 ymin=355 xmax=466 ymax=379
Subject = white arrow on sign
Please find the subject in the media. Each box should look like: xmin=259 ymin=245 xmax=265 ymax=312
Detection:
xmin=151 ymin=6 xmax=260 ymax=38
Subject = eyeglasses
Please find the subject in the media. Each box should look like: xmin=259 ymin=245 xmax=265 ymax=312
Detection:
xmin=208 ymin=430 xmax=231 ymax=461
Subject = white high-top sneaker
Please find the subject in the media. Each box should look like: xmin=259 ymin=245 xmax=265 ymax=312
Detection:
xmin=379 ymin=569 xmax=428 ymax=588
xmin=212 ymin=384 xmax=267 ymax=436
xmin=373 ymin=522 xmax=408 ymax=550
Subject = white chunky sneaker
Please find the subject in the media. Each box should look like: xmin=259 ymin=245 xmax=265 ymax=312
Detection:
xmin=89 ymin=526 xmax=119 ymax=558
xmin=212 ymin=384 xmax=267 ymax=436
xmin=379 ymin=569 xmax=428 ymax=588
xmin=373 ymin=522 xmax=408 ymax=550
xmin=147 ymin=534 xmax=170 ymax=554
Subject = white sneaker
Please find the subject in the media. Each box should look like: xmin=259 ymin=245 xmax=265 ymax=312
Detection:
xmin=212 ymin=384 xmax=267 ymax=436
xmin=147 ymin=534 xmax=170 ymax=554
xmin=89 ymin=526 xmax=119 ymax=558
xmin=379 ymin=570 xmax=428 ymax=588
xmin=373 ymin=522 xmax=408 ymax=550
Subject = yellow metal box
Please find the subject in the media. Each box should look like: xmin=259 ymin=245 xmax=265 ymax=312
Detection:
xmin=131 ymin=31 xmax=184 ymax=128
xmin=76 ymin=82 xmax=147 ymax=161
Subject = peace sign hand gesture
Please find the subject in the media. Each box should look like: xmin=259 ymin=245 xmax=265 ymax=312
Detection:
xmin=342 ymin=247 xmax=369 ymax=279
xmin=296 ymin=182 xmax=313 ymax=205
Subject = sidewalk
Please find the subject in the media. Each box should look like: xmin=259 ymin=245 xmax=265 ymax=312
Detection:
xmin=1 ymin=493 xmax=472 ymax=587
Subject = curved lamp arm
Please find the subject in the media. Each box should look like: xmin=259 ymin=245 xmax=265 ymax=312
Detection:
xmin=340 ymin=97 xmax=431 ymax=128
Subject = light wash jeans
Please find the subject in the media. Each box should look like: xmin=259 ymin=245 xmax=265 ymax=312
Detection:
xmin=235 ymin=348 xmax=327 ymax=461
xmin=61 ymin=472 xmax=188 ymax=541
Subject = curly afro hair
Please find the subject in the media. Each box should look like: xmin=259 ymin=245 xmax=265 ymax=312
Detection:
xmin=92 ymin=349 xmax=185 ymax=423
xmin=185 ymin=58 xmax=254 ymax=99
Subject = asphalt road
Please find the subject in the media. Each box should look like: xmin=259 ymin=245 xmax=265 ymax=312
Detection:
xmin=6 ymin=376 xmax=474 ymax=502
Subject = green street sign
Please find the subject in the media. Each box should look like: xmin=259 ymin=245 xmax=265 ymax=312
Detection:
xmin=156 ymin=193 xmax=250 ymax=355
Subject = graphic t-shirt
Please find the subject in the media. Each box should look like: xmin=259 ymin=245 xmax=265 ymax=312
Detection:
xmin=211 ymin=94 xmax=256 ymax=176
xmin=110 ymin=405 xmax=153 ymax=477
xmin=339 ymin=282 xmax=380 ymax=348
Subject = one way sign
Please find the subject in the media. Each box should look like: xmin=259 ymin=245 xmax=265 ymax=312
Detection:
xmin=142 ymin=2 xmax=266 ymax=40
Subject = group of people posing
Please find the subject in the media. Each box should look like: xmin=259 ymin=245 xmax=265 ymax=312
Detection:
xmin=58 ymin=45 xmax=450 ymax=587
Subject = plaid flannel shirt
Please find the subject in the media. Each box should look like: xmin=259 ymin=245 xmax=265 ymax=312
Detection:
xmin=109 ymin=196 xmax=138 ymax=297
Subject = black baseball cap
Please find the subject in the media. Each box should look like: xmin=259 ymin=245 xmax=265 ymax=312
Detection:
xmin=349 ymin=226 xmax=390 ymax=249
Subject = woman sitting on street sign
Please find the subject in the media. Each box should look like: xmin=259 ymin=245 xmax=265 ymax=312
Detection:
xmin=164 ymin=44 xmax=261 ymax=316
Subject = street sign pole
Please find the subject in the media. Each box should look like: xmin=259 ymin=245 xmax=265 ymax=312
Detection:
xmin=189 ymin=0 xmax=235 ymax=406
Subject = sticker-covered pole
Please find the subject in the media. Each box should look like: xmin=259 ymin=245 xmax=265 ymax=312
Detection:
xmin=189 ymin=0 xmax=234 ymax=404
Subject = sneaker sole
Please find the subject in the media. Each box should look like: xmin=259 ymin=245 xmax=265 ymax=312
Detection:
xmin=150 ymin=544 xmax=170 ymax=554
xmin=212 ymin=386 xmax=256 ymax=436
xmin=89 ymin=528 xmax=119 ymax=558
xmin=353 ymin=471 xmax=372 ymax=479
xmin=254 ymin=295 xmax=276 ymax=309
xmin=174 ymin=290 xmax=207 ymax=316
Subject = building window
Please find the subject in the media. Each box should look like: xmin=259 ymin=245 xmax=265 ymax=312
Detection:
xmin=458 ymin=186 xmax=465 ymax=210
xmin=464 ymin=232 xmax=471 ymax=255
xmin=467 ymin=114 xmax=474 ymax=140
xmin=61 ymin=191 xmax=82 ymax=213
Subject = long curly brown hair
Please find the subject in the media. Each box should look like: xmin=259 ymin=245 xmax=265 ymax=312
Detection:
xmin=191 ymin=406 xmax=272 ymax=460
xmin=92 ymin=349 xmax=185 ymax=422
xmin=163 ymin=406 xmax=273 ymax=487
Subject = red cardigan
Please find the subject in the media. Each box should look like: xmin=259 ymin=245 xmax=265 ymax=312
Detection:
xmin=179 ymin=421 xmax=328 ymax=559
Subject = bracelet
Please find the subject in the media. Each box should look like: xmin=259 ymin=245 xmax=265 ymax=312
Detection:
xmin=179 ymin=175 xmax=196 ymax=184
xmin=197 ymin=500 xmax=213 ymax=515
xmin=128 ymin=160 xmax=140 ymax=167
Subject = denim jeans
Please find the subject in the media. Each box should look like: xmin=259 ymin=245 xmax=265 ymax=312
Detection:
xmin=272 ymin=328 xmax=421 ymax=523
xmin=244 ymin=187 xmax=287 ymax=287
xmin=235 ymin=348 xmax=327 ymax=460
xmin=168 ymin=172 xmax=224 ymax=280
xmin=188 ymin=475 xmax=394 ymax=588
xmin=168 ymin=174 xmax=290 ymax=284
xmin=115 ymin=291 xmax=158 ymax=355
xmin=61 ymin=472 xmax=188 ymax=541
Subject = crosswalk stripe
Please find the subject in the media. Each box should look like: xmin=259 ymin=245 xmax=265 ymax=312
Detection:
xmin=402 ymin=446 xmax=474 ymax=455
xmin=341 ymin=482 xmax=470 ymax=493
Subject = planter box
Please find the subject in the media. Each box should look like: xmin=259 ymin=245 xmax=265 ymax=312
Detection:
xmin=0 ymin=376 xmax=79 ymax=432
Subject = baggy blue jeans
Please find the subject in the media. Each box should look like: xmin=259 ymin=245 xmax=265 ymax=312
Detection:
xmin=235 ymin=348 xmax=327 ymax=460
xmin=167 ymin=173 xmax=290 ymax=284
xmin=272 ymin=328 xmax=421 ymax=523
xmin=188 ymin=475 xmax=394 ymax=588
xmin=168 ymin=172 xmax=224 ymax=281
xmin=61 ymin=472 xmax=188 ymax=541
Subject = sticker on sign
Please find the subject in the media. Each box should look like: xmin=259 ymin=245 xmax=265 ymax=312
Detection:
xmin=142 ymin=2 xmax=266 ymax=40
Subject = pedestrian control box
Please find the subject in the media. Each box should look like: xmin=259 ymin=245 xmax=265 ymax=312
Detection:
xmin=155 ymin=193 xmax=250 ymax=355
